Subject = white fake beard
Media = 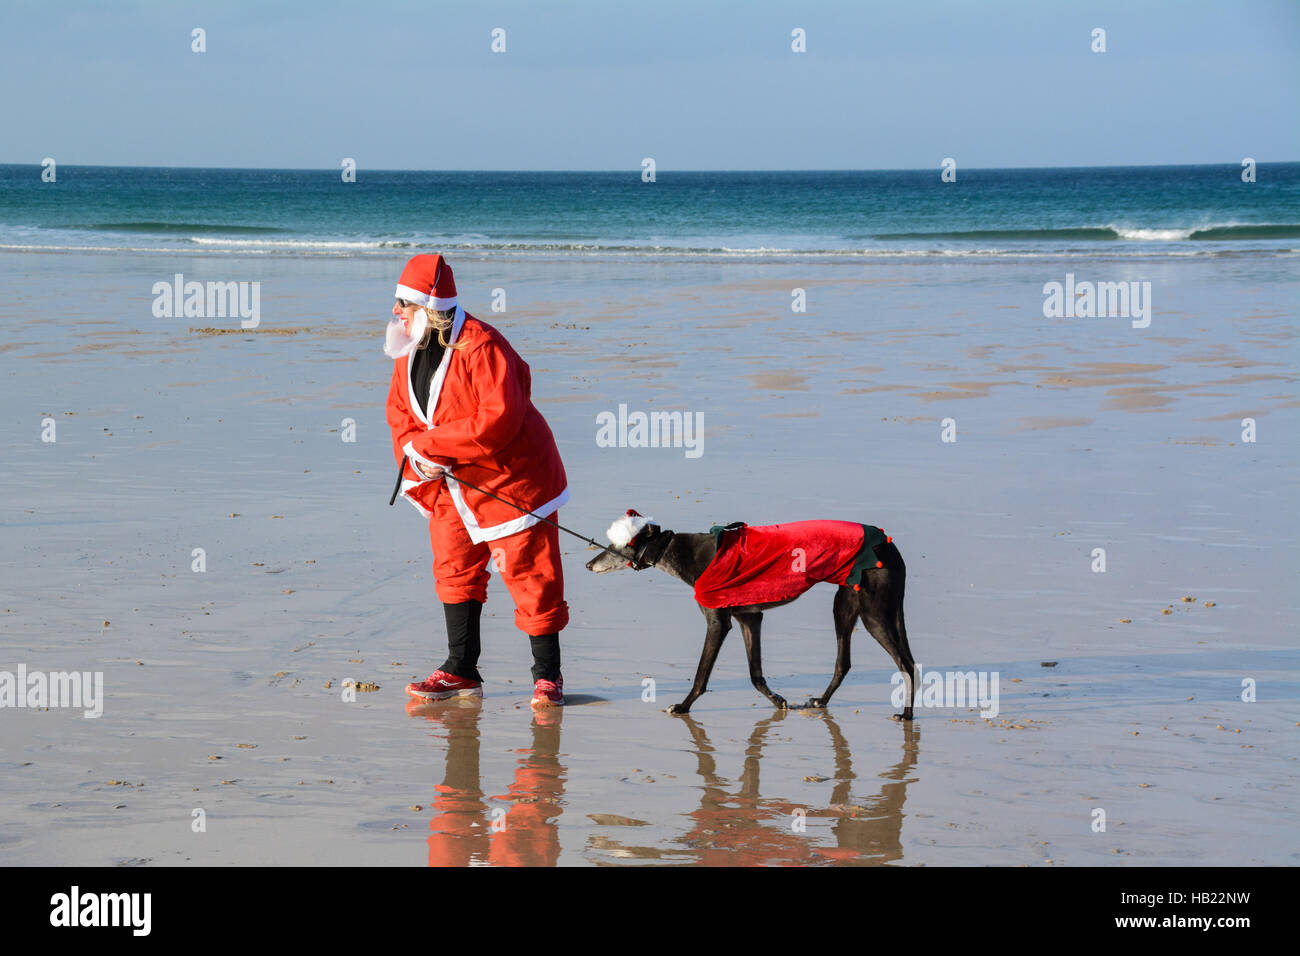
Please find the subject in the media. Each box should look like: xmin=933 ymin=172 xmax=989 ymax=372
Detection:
xmin=384 ymin=309 xmax=428 ymax=359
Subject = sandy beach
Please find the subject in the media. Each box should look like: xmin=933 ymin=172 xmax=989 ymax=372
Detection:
xmin=1 ymin=249 xmax=1296 ymax=866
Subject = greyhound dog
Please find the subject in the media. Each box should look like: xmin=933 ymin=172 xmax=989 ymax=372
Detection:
xmin=585 ymin=512 xmax=918 ymax=718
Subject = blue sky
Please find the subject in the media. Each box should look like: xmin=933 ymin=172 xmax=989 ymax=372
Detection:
xmin=1 ymin=0 xmax=1295 ymax=170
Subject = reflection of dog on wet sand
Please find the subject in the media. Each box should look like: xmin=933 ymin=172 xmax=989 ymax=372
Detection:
xmin=586 ymin=512 xmax=919 ymax=717
xmin=588 ymin=711 xmax=920 ymax=866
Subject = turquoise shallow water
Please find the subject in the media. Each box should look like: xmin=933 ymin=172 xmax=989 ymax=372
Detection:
xmin=1 ymin=164 xmax=1298 ymax=260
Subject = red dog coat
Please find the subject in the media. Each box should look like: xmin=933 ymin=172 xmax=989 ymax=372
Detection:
xmin=693 ymin=521 xmax=888 ymax=609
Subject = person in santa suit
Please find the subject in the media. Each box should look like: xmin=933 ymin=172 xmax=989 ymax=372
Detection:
xmin=385 ymin=253 xmax=570 ymax=708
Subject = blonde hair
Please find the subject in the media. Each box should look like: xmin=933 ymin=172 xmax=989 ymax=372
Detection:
xmin=417 ymin=307 xmax=467 ymax=351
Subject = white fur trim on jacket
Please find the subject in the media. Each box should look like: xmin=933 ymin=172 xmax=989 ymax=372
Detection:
xmin=398 ymin=477 xmax=434 ymax=518
xmin=446 ymin=480 xmax=570 ymax=545
xmin=403 ymin=439 xmax=445 ymax=476
xmin=405 ymin=305 xmax=465 ymax=426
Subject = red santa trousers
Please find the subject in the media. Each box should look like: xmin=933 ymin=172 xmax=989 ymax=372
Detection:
xmin=428 ymin=487 xmax=570 ymax=636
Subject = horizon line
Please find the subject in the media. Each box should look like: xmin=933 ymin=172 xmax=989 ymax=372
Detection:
xmin=2 ymin=160 xmax=1296 ymax=174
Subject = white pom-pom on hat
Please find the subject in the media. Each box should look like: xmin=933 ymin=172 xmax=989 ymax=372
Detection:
xmin=607 ymin=508 xmax=654 ymax=547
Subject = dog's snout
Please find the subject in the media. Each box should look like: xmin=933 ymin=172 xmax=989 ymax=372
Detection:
xmin=585 ymin=547 xmax=624 ymax=573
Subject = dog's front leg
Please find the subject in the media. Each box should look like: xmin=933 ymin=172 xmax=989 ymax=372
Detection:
xmin=807 ymin=587 xmax=858 ymax=709
xmin=666 ymin=612 xmax=731 ymax=715
xmin=734 ymin=610 xmax=787 ymax=710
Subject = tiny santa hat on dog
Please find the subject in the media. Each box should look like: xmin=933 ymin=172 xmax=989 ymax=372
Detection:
xmin=395 ymin=253 xmax=458 ymax=311
xmin=607 ymin=509 xmax=655 ymax=547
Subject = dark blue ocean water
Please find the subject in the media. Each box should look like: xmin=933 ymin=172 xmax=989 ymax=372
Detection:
xmin=1 ymin=164 xmax=1297 ymax=260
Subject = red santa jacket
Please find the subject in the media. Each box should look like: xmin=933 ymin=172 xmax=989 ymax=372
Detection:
xmin=386 ymin=307 xmax=569 ymax=543
xmin=693 ymin=521 xmax=886 ymax=609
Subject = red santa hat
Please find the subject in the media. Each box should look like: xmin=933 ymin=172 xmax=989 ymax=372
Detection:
xmin=607 ymin=509 xmax=656 ymax=548
xmin=395 ymin=253 xmax=458 ymax=311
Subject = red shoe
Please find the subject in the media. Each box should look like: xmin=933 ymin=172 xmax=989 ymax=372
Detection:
xmin=406 ymin=670 xmax=483 ymax=700
xmin=531 ymin=675 xmax=564 ymax=708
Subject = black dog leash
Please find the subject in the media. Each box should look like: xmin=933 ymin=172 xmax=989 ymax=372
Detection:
xmin=387 ymin=458 xmax=649 ymax=562
xmin=388 ymin=458 xmax=405 ymax=506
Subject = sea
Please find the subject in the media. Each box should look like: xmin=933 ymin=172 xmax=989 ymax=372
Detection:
xmin=1 ymin=163 xmax=1297 ymax=261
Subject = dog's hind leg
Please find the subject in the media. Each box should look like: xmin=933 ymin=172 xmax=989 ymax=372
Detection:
xmin=852 ymin=542 xmax=918 ymax=721
xmin=807 ymin=586 xmax=857 ymax=708
xmin=666 ymin=610 xmax=732 ymax=715
xmin=859 ymin=571 xmax=916 ymax=721
xmin=892 ymin=601 xmax=917 ymax=721
xmin=733 ymin=611 xmax=788 ymax=710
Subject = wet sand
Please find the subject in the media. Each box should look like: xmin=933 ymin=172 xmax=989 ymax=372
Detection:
xmin=0 ymin=250 xmax=1296 ymax=865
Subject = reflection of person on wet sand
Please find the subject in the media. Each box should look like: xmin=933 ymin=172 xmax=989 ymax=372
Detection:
xmin=590 ymin=712 xmax=918 ymax=866
xmin=407 ymin=699 xmax=566 ymax=867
